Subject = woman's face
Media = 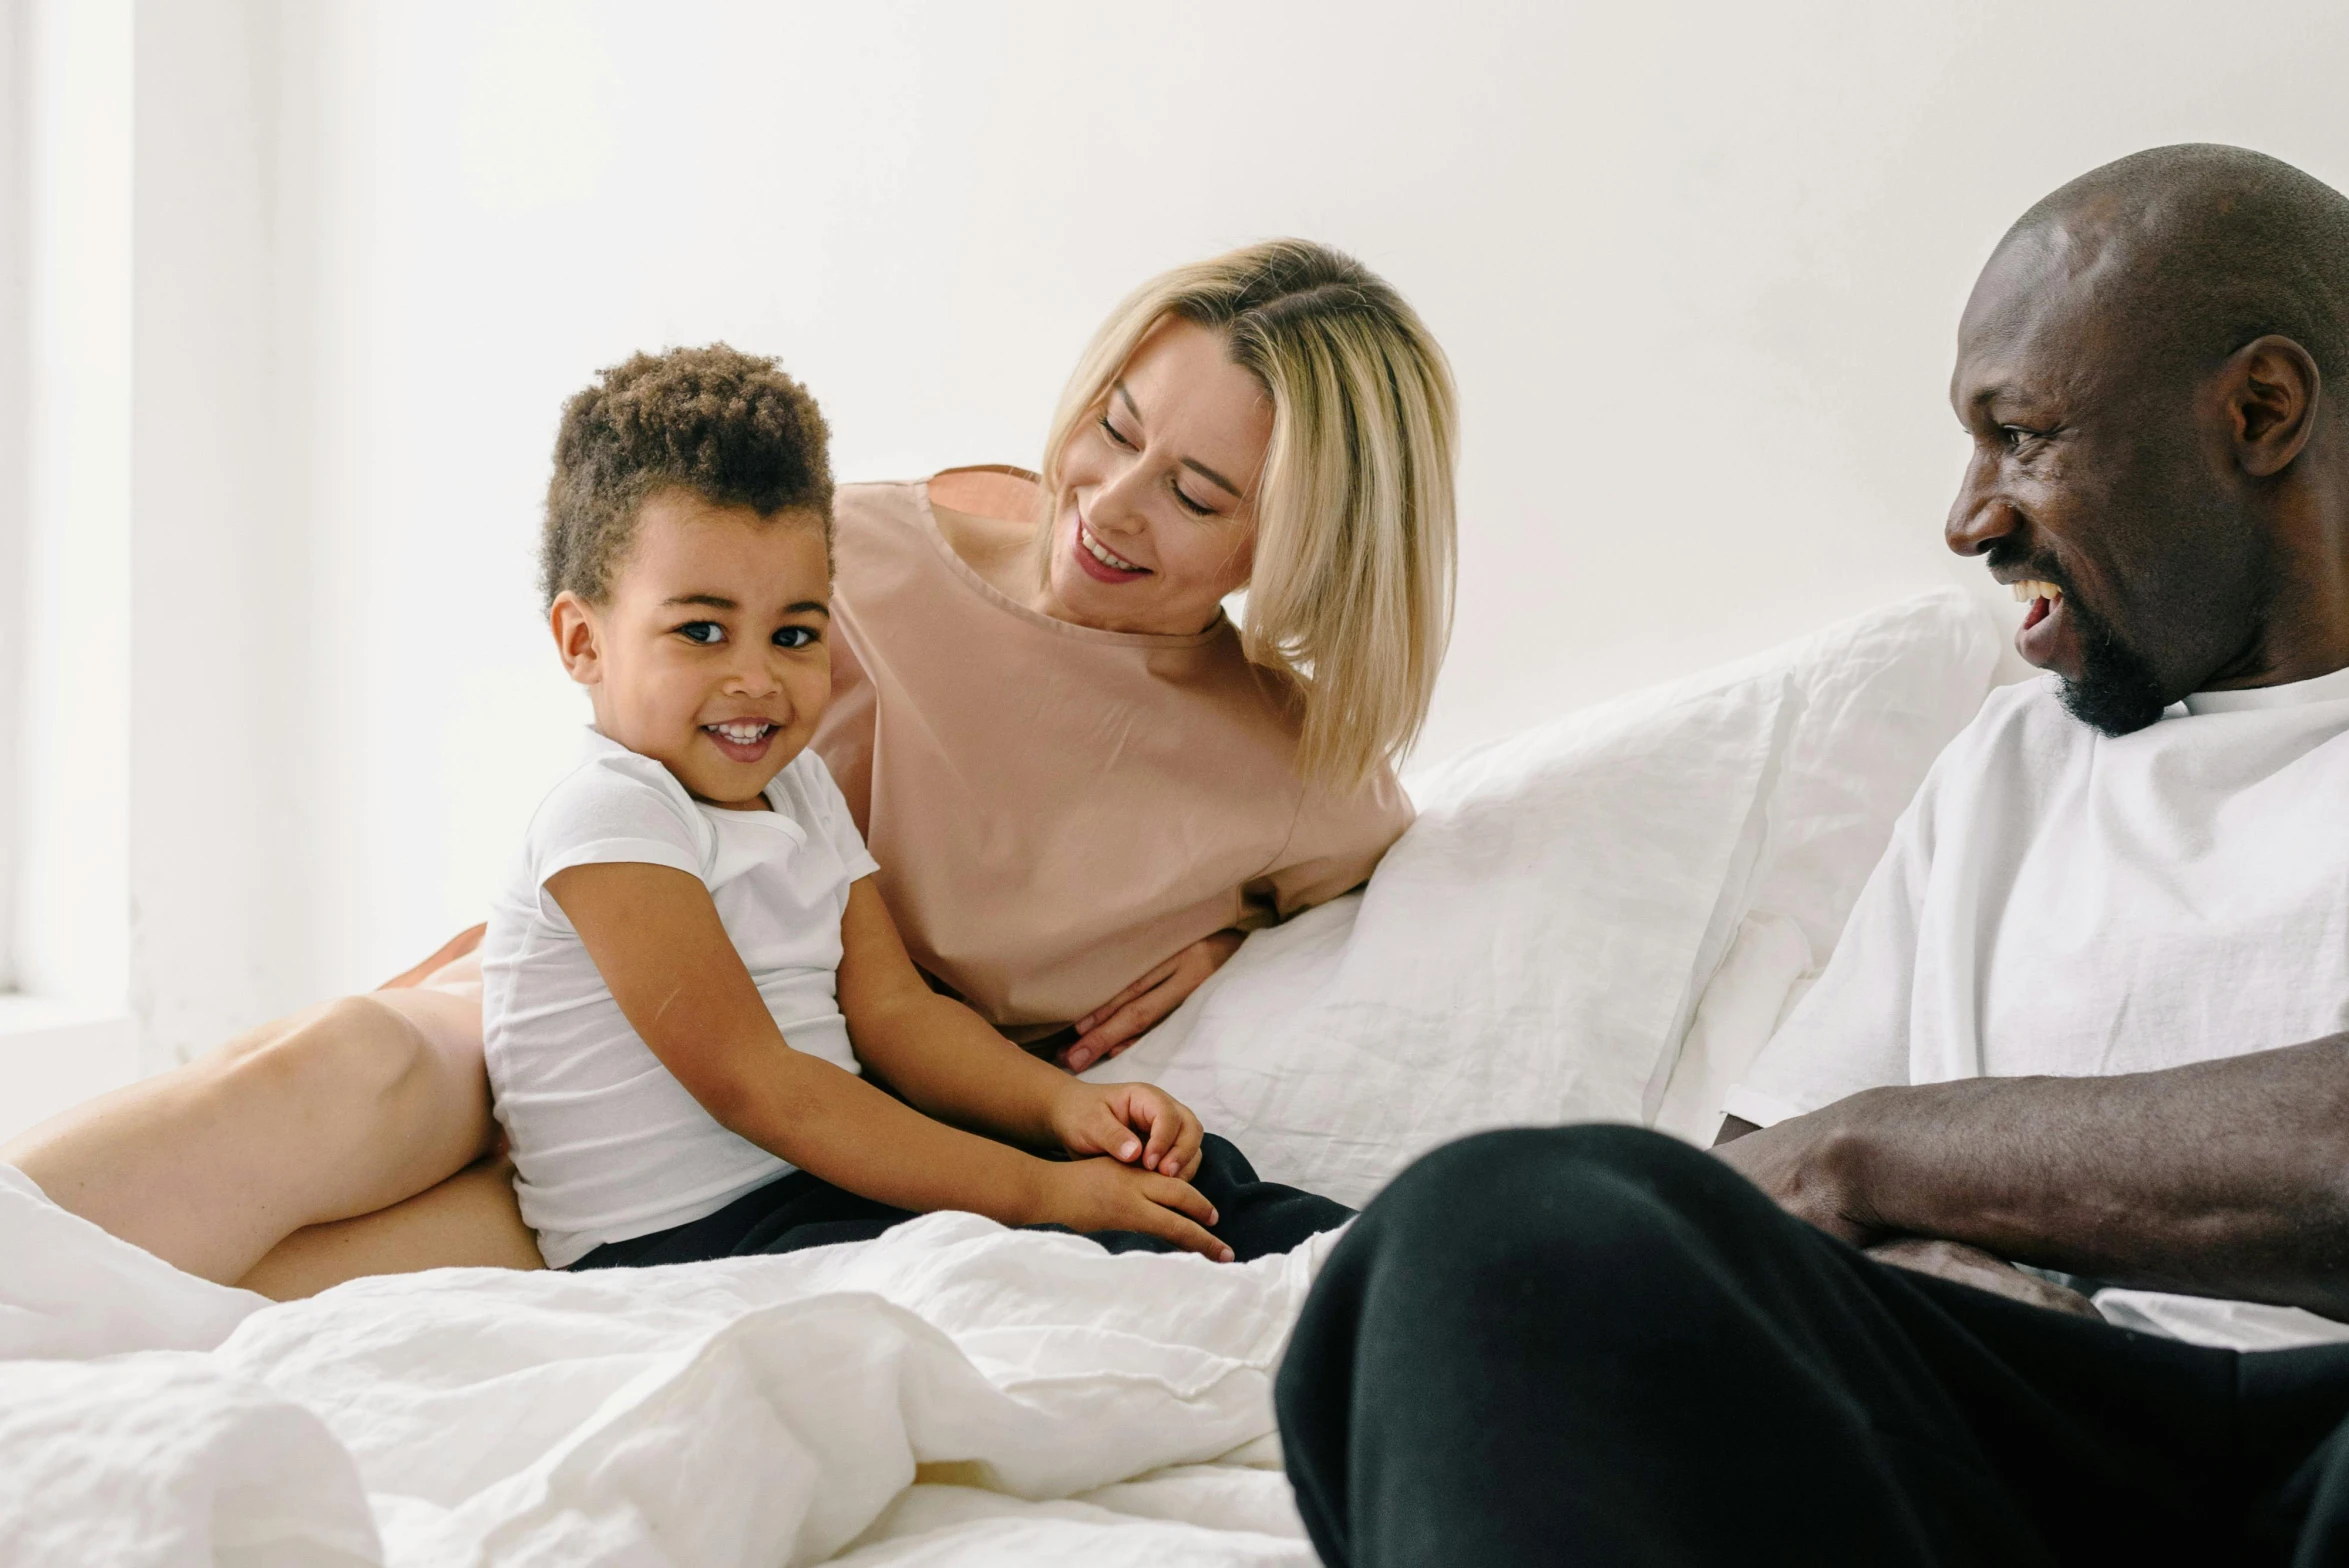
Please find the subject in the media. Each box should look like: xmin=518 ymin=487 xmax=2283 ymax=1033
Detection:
xmin=1041 ymin=318 xmax=1272 ymax=637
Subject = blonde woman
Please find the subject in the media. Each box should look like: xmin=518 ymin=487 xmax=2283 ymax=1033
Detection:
xmin=7 ymin=239 xmax=1459 ymax=1294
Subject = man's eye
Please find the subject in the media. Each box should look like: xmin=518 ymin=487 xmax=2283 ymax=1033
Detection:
xmin=2000 ymin=425 xmax=2045 ymax=451
xmin=772 ymin=626 xmax=819 ymax=650
xmin=676 ymin=621 xmax=725 ymax=645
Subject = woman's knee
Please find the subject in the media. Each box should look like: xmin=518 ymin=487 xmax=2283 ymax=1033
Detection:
xmin=218 ymin=992 xmax=484 ymax=1133
xmin=212 ymin=991 xmax=492 ymax=1220
xmin=223 ymin=994 xmax=419 ymax=1093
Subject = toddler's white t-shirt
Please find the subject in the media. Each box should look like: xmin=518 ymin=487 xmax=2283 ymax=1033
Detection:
xmin=482 ymin=728 xmax=879 ymax=1266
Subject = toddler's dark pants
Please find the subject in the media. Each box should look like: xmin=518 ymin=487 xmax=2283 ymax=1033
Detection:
xmin=1275 ymin=1124 xmax=2349 ymax=1568
xmin=570 ymin=1132 xmax=1349 ymax=1269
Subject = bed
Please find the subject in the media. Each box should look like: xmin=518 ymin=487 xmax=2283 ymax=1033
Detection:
xmin=0 ymin=589 xmax=1998 ymax=1567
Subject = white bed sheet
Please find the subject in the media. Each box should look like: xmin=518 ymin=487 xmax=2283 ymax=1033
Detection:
xmin=2 ymin=1181 xmax=1336 ymax=1567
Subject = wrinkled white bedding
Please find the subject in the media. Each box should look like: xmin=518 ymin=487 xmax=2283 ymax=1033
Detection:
xmin=2 ymin=1163 xmax=1336 ymax=1566
xmin=0 ymin=591 xmax=1999 ymax=1567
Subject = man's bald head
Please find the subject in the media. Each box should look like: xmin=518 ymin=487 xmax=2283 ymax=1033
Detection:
xmin=2000 ymin=143 xmax=2349 ymax=395
xmin=1948 ymin=146 xmax=2349 ymax=735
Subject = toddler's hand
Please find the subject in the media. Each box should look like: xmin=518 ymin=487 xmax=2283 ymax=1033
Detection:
xmin=1051 ymin=1081 xmax=1205 ymax=1179
xmin=1037 ymin=1158 xmax=1231 ymax=1262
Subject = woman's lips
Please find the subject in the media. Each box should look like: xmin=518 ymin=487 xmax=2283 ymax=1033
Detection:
xmin=1072 ymin=517 xmax=1151 ymax=584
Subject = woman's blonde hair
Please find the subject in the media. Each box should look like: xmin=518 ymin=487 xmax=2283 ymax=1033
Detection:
xmin=1038 ymin=239 xmax=1459 ymax=789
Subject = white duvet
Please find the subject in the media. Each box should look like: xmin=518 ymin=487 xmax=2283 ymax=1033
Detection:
xmin=0 ymin=592 xmax=1999 ymax=1567
xmin=2 ymin=1164 xmax=1336 ymax=1567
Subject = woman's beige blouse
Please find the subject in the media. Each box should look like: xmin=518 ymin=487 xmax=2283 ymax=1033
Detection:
xmin=811 ymin=471 xmax=1413 ymax=1035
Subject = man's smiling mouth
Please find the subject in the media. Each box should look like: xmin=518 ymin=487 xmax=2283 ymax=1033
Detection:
xmin=2012 ymin=578 xmax=2064 ymax=633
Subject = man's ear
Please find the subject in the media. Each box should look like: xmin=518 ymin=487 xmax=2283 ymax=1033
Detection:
xmin=2227 ymin=334 xmax=2323 ymax=479
xmin=550 ymin=591 xmax=604 ymax=686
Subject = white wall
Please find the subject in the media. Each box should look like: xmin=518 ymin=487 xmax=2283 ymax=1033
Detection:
xmin=0 ymin=0 xmax=26 ymax=998
xmin=0 ymin=0 xmax=139 ymax=1132
xmin=128 ymin=0 xmax=318 ymax=1063
xmin=23 ymin=0 xmax=2349 ymax=1069
xmin=13 ymin=0 xmax=129 ymax=1012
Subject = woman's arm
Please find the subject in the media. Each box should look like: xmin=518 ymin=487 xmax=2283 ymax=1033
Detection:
xmin=1060 ymin=931 xmax=1244 ymax=1071
xmin=547 ymin=863 xmax=1224 ymax=1254
xmin=1059 ymin=768 xmax=1413 ymax=1072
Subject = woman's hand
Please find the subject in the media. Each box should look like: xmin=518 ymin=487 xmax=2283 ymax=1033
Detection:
xmin=1061 ymin=931 xmax=1246 ymax=1072
xmin=1034 ymin=1158 xmax=1231 ymax=1262
xmin=1050 ymin=1081 xmax=1204 ymax=1179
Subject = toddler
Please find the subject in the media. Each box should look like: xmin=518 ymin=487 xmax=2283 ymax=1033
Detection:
xmin=481 ymin=345 xmax=1346 ymax=1269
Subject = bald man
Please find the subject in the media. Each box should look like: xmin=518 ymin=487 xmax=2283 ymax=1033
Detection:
xmin=1277 ymin=146 xmax=2349 ymax=1567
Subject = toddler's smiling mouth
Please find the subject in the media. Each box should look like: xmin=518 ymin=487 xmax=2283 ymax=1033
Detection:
xmin=703 ymin=719 xmax=779 ymax=762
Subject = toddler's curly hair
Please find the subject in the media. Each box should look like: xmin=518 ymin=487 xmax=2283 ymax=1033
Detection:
xmin=541 ymin=344 xmax=833 ymax=606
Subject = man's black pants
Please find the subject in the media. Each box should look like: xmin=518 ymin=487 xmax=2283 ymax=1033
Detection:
xmin=1275 ymin=1125 xmax=2349 ymax=1567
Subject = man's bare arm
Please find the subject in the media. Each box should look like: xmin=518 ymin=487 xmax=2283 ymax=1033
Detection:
xmin=1708 ymin=1034 xmax=2349 ymax=1318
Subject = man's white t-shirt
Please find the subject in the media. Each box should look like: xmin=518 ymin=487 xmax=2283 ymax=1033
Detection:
xmin=482 ymin=729 xmax=880 ymax=1267
xmin=1728 ymin=665 xmax=2349 ymax=1349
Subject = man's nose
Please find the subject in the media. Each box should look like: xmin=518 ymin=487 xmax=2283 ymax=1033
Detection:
xmin=1944 ymin=452 xmax=2019 ymax=558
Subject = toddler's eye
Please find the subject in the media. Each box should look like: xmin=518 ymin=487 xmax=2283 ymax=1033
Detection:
xmin=675 ymin=621 xmax=725 ymax=645
xmin=772 ymin=626 xmax=819 ymax=650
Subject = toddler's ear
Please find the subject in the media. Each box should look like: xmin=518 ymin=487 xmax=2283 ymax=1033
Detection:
xmin=549 ymin=592 xmax=604 ymax=687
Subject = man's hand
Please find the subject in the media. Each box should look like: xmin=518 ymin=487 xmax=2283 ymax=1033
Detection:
xmin=1717 ymin=1106 xmax=2104 ymax=1318
xmin=1061 ymin=931 xmax=1246 ymax=1072
xmin=1708 ymin=1044 xmax=2349 ymax=1322
xmin=1709 ymin=1101 xmax=1889 ymax=1249
xmin=1050 ymin=1081 xmax=1205 ymax=1179
xmin=1034 ymin=1158 xmax=1231 ymax=1261
xmin=1867 ymin=1238 xmax=2104 ymax=1320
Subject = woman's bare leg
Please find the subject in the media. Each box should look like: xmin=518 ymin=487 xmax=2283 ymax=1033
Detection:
xmin=1 ymin=985 xmax=496 ymax=1285
xmin=238 ymin=1152 xmax=542 ymax=1300
xmin=225 ymin=936 xmax=547 ymax=1297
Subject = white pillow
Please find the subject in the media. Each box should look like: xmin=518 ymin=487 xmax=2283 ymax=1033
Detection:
xmin=1099 ymin=589 xmax=1998 ymax=1205
xmin=1713 ymin=585 xmax=2001 ymax=973
xmin=1096 ymin=665 xmax=1792 ymax=1207
xmin=1653 ymin=588 xmax=1999 ymax=1140
xmin=1650 ymin=910 xmax=1813 ymax=1143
